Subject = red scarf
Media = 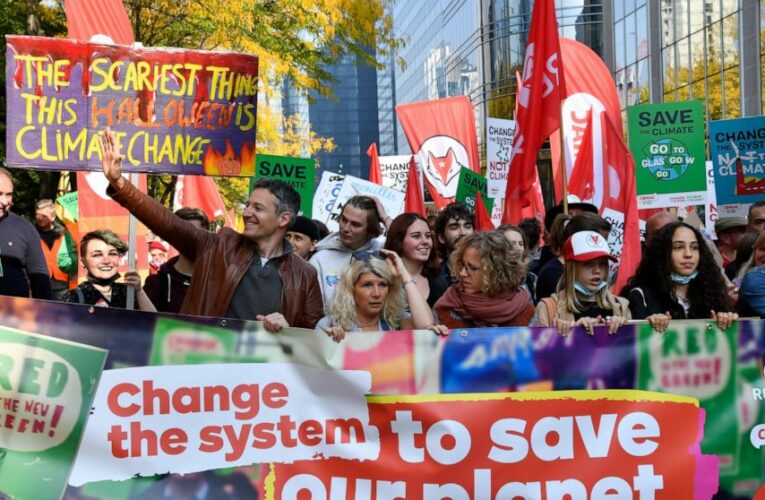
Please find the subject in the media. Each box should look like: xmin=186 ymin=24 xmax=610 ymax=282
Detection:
xmin=435 ymin=285 xmax=532 ymax=327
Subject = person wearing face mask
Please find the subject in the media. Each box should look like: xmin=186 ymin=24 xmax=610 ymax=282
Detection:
xmin=532 ymin=231 xmax=630 ymax=336
xmin=0 ymin=168 xmax=52 ymax=300
xmin=61 ymin=230 xmax=155 ymax=311
xmin=623 ymin=222 xmax=737 ymax=332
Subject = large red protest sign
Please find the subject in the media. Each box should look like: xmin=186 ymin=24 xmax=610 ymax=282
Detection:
xmin=5 ymin=36 xmax=258 ymax=176
xmin=397 ymin=96 xmax=481 ymax=209
xmin=270 ymin=391 xmax=717 ymax=498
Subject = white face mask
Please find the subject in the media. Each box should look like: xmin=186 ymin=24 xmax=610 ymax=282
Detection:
xmin=574 ymin=280 xmax=607 ymax=297
xmin=670 ymin=270 xmax=698 ymax=285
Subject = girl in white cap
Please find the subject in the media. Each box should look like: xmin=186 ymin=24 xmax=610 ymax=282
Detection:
xmin=533 ymin=230 xmax=630 ymax=336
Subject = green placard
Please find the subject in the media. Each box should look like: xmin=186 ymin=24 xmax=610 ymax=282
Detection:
xmin=251 ymin=154 xmax=316 ymax=217
xmin=0 ymin=327 xmax=106 ymax=500
xmin=148 ymin=317 xmax=238 ymax=366
xmin=627 ymin=100 xmax=707 ymax=209
xmin=636 ymin=322 xmax=738 ymax=473
xmin=455 ymin=167 xmax=494 ymax=213
xmin=56 ymin=191 xmax=78 ymax=222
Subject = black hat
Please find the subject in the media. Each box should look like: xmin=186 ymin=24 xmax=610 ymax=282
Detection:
xmin=289 ymin=215 xmax=320 ymax=241
xmin=544 ymin=195 xmax=598 ymax=231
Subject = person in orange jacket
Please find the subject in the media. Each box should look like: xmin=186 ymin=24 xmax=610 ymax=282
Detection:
xmin=35 ymin=199 xmax=78 ymax=300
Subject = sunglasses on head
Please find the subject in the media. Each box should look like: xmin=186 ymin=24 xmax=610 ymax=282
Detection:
xmin=352 ymin=250 xmax=386 ymax=261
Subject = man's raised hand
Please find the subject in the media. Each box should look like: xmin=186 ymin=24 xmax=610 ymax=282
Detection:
xmin=99 ymin=127 xmax=125 ymax=189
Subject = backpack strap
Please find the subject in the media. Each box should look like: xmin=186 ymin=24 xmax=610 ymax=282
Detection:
xmin=75 ymin=287 xmax=85 ymax=304
xmin=541 ymin=297 xmax=557 ymax=323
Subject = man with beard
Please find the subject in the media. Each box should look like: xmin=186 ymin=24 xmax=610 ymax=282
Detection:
xmin=430 ymin=202 xmax=475 ymax=304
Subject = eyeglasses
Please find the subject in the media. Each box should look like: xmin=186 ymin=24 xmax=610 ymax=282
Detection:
xmin=458 ymin=261 xmax=480 ymax=276
xmin=352 ymin=250 xmax=386 ymax=261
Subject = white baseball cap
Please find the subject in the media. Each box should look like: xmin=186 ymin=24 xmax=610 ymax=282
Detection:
xmin=561 ymin=230 xmax=616 ymax=262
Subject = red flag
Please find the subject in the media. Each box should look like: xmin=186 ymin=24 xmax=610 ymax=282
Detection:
xmin=474 ymin=192 xmax=494 ymax=232
xmin=404 ymin=156 xmax=426 ymax=217
xmin=367 ymin=143 xmax=382 ymax=185
xmin=502 ymin=0 xmax=566 ymax=223
xmin=173 ymin=175 xmax=232 ymax=228
xmin=568 ymin=108 xmax=595 ymax=202
xmin=550 ymin=37 xmax=623 ymax=202
xmin=396 ymin=96 xmax=480 ymax=209
xmin=601 ymin=115 xmax=640 ymax=294
xmin=64 ymin=0 xmax=134 ymax=44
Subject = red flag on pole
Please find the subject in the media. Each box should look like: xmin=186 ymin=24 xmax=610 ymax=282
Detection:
xmin=568 ymin=108 xmax=595 ymax=202
xmin=474 ymin=192 xmax=494 ymax=232
xmin=367 ymin=143 xmax=382 ymax=185
xmin=404 ymin=155 xmax=426 ymax=217
xmin=64 ymin=0 xmax=134 ymax=43
xmin=502 ymin=0 xmax=566 ymax=223
xmin=397 ymin=96 xmax=480 ymax=209
xmin=174 ymin=175 xmax=232 ymax=228
xmin=601 ymin=115 xmax=640 ymax=294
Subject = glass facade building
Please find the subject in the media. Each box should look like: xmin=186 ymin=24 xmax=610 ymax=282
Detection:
xmin=614 ymin=0 xmax=761 ymax=122
xmin=308 ymin=53 xmax=381 ymax=179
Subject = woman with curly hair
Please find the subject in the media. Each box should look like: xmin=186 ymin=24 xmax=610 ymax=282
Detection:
xmin=316 ymin=249 xmax=439 ymax=341
xmin=434 ymin=232 xmax=534 ymax=328
xmin=623 ymin=221 xmax=737 ymax=332
xmin=383 ymin=213 xmax=441 ymax=306
xmin=533 ymin=231 xmax=630 ymax=336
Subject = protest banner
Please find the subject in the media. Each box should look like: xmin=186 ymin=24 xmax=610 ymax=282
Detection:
xmin=378 ymin=155 xmax=413 ymax=193
xmin=455 ymin=167 xmax=495 ymax=215
xmin=0 ymin=297 xmax=760 ymax=497
xmin=5 ymin=36 xmax=258 ymax=176
xmin=270 ymin=391 xmax=716 ymax=499
xmin=69 ymin=364 xmax=374 ymax=485
xmin=627 ymin=101 xmax=707 ymax=209
xmin=325 ymin=175 xmax=405 ymax=233
xmin=312 ymin=171 xmax=345 ymax=228
xmin=485 ymin=117 xmax=515 ymax=198
xmin=0 ymin=326 xmax=106 ymax=500
xmin=709 ymin=115 xmax=765 ymax=206
xmin=252 ymin=154 xmax=316 ymax=217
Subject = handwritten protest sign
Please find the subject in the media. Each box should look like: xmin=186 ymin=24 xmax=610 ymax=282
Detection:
xmin=70 ymin=364 xmax=373 ymax=484
xmin=312 ymin=171 xmax=345 ymax=228
xmin=486 ymin=117 xmax=515 ymax=198
xmin=252 ymin=154 xmax=316 ymax=217
xmin=57 ymin=191 xmax=78 ymax=221
xmin=378 ymin=154 xmax=413 ymax=193
xmin=0 ymin=327 xmax=106 ymax=500
xmin=326 ymin=175 xmax=405 ymax=233
xmin=5 ymin=36 xmax=258 ymax=176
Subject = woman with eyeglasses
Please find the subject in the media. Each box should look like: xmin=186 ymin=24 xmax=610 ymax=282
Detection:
xmin=383 ymin=213 xmax=441 ymax=306
xmin=623 ymin=221 xmax=737 ymax=332
xmin=434 ymin=232 xmax=534 ymax=328
xmin=316 ymin=249 xmax=443 ymax=341
xmin=532 ymin=231 xmax=630 ymax=336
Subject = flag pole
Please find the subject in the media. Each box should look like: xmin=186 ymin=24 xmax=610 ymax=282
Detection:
xmin=559 ymin=106 xmax=569 ymax=216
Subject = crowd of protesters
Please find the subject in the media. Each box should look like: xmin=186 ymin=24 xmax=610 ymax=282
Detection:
xmin=0 ymin=130 xmax=762 ymax=339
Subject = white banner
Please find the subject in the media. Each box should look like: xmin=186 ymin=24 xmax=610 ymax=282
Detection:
xmin=326 ymin=175 xmax=405 ymax=233
xmin=70 ymin=364 xmax=375 ymax=485
xmin=313 ymin=171 xmax=345 ymax=226
xmin=486 ymin=117 xmax=516 ymax=198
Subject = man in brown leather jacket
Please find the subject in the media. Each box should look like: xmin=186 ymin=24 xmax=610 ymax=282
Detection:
xmin=99 ymin=128 xmax=323 ymax=331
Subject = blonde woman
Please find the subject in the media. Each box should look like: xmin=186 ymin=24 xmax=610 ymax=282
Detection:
xmin=533 ymin=231 xmax=630 ymax=336
xmin=316 ymin=249 xmax=440 ymax=341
